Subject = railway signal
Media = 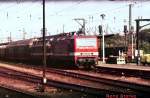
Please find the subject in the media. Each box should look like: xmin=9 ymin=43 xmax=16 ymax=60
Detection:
xmin=124 ymin=25 xmax=128 ymax=55
xmin=98 ymin=25 xmax=102 ymax=35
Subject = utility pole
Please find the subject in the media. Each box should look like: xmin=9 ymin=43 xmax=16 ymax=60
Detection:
xmin=129 ymin=4 xmax=132 ymax=36
xmin=7 ymin=31 xmax=12 ymax=42
xmin=63 ymin=24 xmax=65 ymax=33
xmin=100 ymin=14 xmax=106 ymax=63
xmin=131 ymin=26 xmax=134 ymax=60
xmin=23 ymin=28 xmax=26 ymax=40
xmin=129 ymin=4 xmax=134 ymax=60
xmin=9 ymin=32 xmax=12 ymax=42
xmin=88 ymin=16 xmax=94 ymax=35
xmin=74 ymin=18 xmax=86 ymax=35
xmin=136 ymin=20 xmax=140 ymax=65
xmin=42 ymin=0 xmax=47 ymax=92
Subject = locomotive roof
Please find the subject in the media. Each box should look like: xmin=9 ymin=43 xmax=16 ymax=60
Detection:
xmin=39 ymin=32 xmax=98 ymax=40
xmin=46 ymin=32 xmax=74 ymax=39
xmin=0 ymin=42 xmax=9 ymax=46
xmin=8 ymin=39 xmax=35 ymax=46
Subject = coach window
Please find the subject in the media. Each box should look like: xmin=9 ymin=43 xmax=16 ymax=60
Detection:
xmin=33 ymin=42 xmax=36 ymax=46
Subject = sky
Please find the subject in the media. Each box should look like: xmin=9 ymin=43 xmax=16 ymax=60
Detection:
xmin=0 ymin=0 xmax=150 ymax=42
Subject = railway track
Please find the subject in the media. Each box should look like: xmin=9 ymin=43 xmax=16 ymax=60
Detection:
xmin=0 ymin=65 xmax=141 ymax=94
xmin=1 ymin=60 xmax=150 ymax=79
xmin=0 ymin=61 xmax=150 ymax=97
xmin=45 ymin=68 xmax=150 ymax=94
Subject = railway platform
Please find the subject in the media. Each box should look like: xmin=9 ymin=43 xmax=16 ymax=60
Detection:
xmin=96 ymin=62 xmax=150 ymax=78
xmin=97 ymin=62 xmax=150 ymax=71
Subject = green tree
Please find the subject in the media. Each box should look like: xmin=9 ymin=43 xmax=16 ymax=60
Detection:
xmin=139 ymin=28 xmax=150 ymax=53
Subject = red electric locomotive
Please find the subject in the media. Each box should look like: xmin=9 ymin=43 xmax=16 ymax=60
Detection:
xmin=0 ymin=32 xmax=98 ymax=68
xmin=74 ymin=34 xmax=98 ymax=67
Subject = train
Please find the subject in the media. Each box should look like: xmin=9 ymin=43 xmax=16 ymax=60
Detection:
xmin=0 ymin=32 xmax=99 ymax=68
xmin=141 ymin=54 xmax=150 ymax=65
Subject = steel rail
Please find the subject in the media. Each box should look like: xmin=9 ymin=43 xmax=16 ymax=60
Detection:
xmin=0 ymin=67 xmax=135 ymax=95
xmin=0 ymin=62 xmax=149 ymax=96
xmin=44 ymin=68 xmax=150 ymax=94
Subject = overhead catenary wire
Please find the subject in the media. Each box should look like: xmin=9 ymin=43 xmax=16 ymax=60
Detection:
xmin=48 ymin=0 xmax=88 ymax=16
xmin=0 ymin=1 xmax=149 ymax=21
xmin=0 ymin=1 xmax=149 ymax=42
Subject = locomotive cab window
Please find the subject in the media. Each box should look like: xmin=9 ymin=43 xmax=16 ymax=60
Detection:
xmin=76 ymin=37 xmax=97 ymax=48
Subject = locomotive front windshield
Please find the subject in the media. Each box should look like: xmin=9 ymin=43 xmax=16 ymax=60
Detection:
xmin=76 ymin=37 xmax=97 ymax=48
